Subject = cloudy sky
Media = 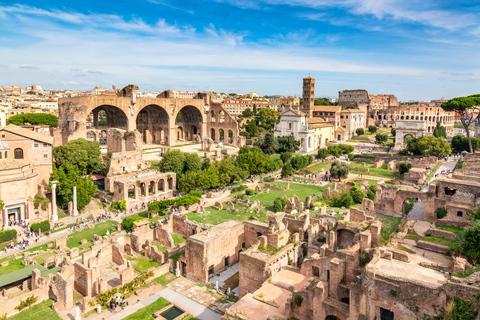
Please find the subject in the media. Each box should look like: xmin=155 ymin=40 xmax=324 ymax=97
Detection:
xmin=0 ymin=0 xmax=479 ymax=100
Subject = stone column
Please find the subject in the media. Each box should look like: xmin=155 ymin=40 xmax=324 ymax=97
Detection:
xmin=51 ymin=181 xmax=59 ymax=221
xmin=73 ymin=186 xmax=78 ymax=216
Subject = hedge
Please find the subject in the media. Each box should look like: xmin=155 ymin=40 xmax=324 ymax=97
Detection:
xmin=0 ymin=229 xmax=17 ymax=243
xmin=147 ymin=192 xmax=201 ymax=214
xmin=121 ymin=216 xmax=146 ymax=232
xmin=30 ymin=220 xmax=51 ymax=233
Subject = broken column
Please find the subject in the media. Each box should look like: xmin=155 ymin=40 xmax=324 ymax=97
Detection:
xmin=73 ymin=186 xmax=78 ymax=216
xmin=51 ymin=180 xmax=59 ymax=221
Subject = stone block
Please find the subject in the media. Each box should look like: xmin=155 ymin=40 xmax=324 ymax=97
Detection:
xmin=227 ymin=201 xmax=235 ymax=211
xmin=1 ymin=261 xmax=8 ymax=267
xmin=305 ymin=196 xmax=312 ymax=208
xmin=70 ymin=247 xmax=79 ymax=259
xmin=214 ymin=202 xmax=222 ymax=210
xmin=56 ymin=238 xmax=67 ymax=250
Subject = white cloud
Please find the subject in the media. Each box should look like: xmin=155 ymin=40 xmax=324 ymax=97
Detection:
xmin=19 ymin=64 xmax=39 ymax=69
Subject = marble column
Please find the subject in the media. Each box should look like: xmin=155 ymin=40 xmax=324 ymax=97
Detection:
xmin=73 ymin=186 xmax=78 ymax=216
xmin=50 ymin=181 xmax=59 ymax=221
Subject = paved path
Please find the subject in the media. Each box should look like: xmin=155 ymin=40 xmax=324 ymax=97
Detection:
xmin=158 ymin=288 xmax=222 ymax=320
xmin=407 ymin=156 xmax=460 ymax=221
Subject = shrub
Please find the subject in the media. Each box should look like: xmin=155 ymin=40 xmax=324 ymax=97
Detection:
xmin=375 ymin=133 xmax=388 ymax=143
xmin=356 ymin=128 xmax=364 ymax=136
xmin=350 ymin=186 xmax=365 ymax=204
xmin=111 ymin=200 xmax=127 ymax=211
xmin=30 ymin=220 xmax=50 ymax=234
xmin=273 ymin=197 xmax=289 ymax=212
xmin=347 ymin=153 xmax=354 ymax=161
xmin=281 ymin=163 xmax=293 ymax=177
xmin=460 ymin=220 xmax=480 ymax=262
xmin=435 ymin=207 xmax=448 ymax=219
xmin=15 ymin=296 xmax=37 ymax=311
xmin=0 ymin=229 xmax=17 ymax=242
xmin=245 ymin=188 xmax=255 ymax=196
xmin=316 ymin=148 xmax=329 ymax=160
xmin=359 ymin=253 xmax=371 ymax=267
xmin=121 ymin=216 xmax=146 ymax=232
xmin=263 ymin=177 xmax=275 ymax=182
xmin=331 ymin=192 xmax=354 ymax=208
xmin=294 ymin=295 xmax=303 ymax=306
xmin=147 ymin=192 xmax=201 ymax=214
xmin=367 ymin=189 xmax=375 ymax=201
xmin=280 ymin=152 xmax=292 ymax=164
xmin=317 ymin=237 xmax=326 ymax=243
xmin=232 ymin=185 xmax=248 ymax=193
xmin=338 ymin=144 xmax=354 ymax=154
xmin=368 ymin=125 xmax=377 ymax=133
xmin=398 ymin=161 xmax=412 ymax=175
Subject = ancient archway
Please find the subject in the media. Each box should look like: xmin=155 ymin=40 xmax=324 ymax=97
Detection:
xmin=86 ymin=131 xmax=97 ymax=142
xmin=136 ymin=105 xmax=169 ymax=145
xmin=99 ymin=130 xmax=107 ymax=146
xmin=393 ymin=190 xmax=436 ymax=221
xmin=394 ymin=120 xmax=426 ymax=150
xmin=219 ymin=129 xmax=225 ymax=142
xmin=211 ymin=128 xmax=216 ymax=141
xmin=87 ymin=105 xmax=128 ymax=129
xmin=175 ymin=105 xmax=204 ymax=142
xmin=228 ymin=130 xmax=233 ymax=144
xmin=325 ymin=316 xmax=341 ymax=320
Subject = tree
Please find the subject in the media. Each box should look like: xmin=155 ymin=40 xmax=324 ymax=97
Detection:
xmin=314 ymin=98 xmax=332 ymax=106
xmin=433 ymin=122 xmax=447 ymax=138
xmin=391 ymin=128 xmax=396 ymax=137
xmin=350 ymin=186 xmax=365 ymax=204
xmin=177 ymin=171 xmax=198 ymax=193
xmin=375 ymin=133 xmax=388 ymax=143
xmin=368 ymin=125 xmax=377 ymax=134
xmin=347 ymin=153 xmax=354 ymax=161
xmin=202 ymin=158 xmax=211 ymax=170
xmin=277 ymin=135 xmax=301 ymax=153
xmin=416 ymin=136 xmax=452 ymax=157
xmin=281 ymin=163 xmax=293 ymax=177
xmin=367 ymin=189 xmax=375 ymax=201
xmin=398 ymin=161 xmax=412 ymax=175
xmin=451 ymin=135 xmax=480 ymax=153
xmin=7 ymin=113 xmax=58 ymax=127
xmin=331 ymin=191 xmax=354 ymax=208
xmin=53 ymin=138 xmax=101 ymax=175
xmin=316 ymin=148 xmax=329 ymax=160
xmin=327 ymin=145 xmax=340 ymax=157
xmin=253 ymin=104 xmax=257 ymax=115
xmin=242 ymin=108 xmax=253 ymax=117
xmin=261 ymin=132 xmax=278 ymax=155
xmin=356 ymin=128 xmax=364 ymax=136
xmin=460 ymin=220 xmax=480 ymax=262
xmin=291 ymin=155 xmax=312 ymax=170
xmin=338 ymin=144 xmax=354 ymax=154
xmin=50 ymin=165 xmax=96 ymax=211
xmin=160 ymin=150 xmax=186 ymax=176
xmin=236 ymin=147 xmax=271 ymax=174
xmin=441 ymin=95 xmax=480 ymax=153
xmin=244 ymin=120 xmax=259 ymax=138
xmin=330 ymin=160 xmax=349 ymax=181
xmin=183 ymin=153 xmax=202 ymax=173
xmin=255 ymin=107 xmax=279 ymax=131
xmin=280 ymin=152 xmax=292 ymax=164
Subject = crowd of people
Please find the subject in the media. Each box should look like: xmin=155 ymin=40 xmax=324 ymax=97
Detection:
xmin=110 ymin=296 xmax=128 ymax=312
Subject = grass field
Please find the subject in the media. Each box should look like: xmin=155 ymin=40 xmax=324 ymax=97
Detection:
xmin=187 ymin=203 xmax=269 ymax=225
xmin=305 ymin=161 xmax=332 ymax=174
xmin=67 ymin=220 xmax=117 ymax=248
xmin=123 ymin=297 xmax=171 ymax=320
xmin=9 ymin=299 xmax=61 ymax=320
xmin=350 ymin=161 xmax=395 ymax=179
xmin=250 ymin=181 xmax=331 ymax=209
xmin=405 ymin=232 xmax=460 ymax=249
xmin=376 ymin=214 xmax=401 ymax=244
xmin=127 ymin=256 xmax=161 ymax=273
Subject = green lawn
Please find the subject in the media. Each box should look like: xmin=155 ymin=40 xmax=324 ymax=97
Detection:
xmin=127 ymin=256 xmax=161 ymax=273
xmin=350 ymin=161 xmax=395 ymax=179
xmin=154 ymin=272 xmax=179 ymax=286
xmin=66 ymin=220 xmax=117 ymax=248
xmin=9 ymin=299 xmax=61 ymax=320
xmin=250 ymin=181 xmax=331 ymax=209
xmin=123 ymin=297 xmax=171 ymax=320
xmin=376 ymin=214 xmax=401 ymax=244
xmin=172 ymin=233 xmax=185 ymax=246
xmin=33 ymin=251 xmax=56 ymax=265
xmin=454 ymin=123 xmax=474 ymax=130
xmin=169 ymin=250 xmax=185 ymax=263
xmin=305 ymin=161 xmax=332 ymax=174
xmin=187 ymin=203 xmax=269 ymax=225
xmin=405 ymin=232 xmax=460 ymax=249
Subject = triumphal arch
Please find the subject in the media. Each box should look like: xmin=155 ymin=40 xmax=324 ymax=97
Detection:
xmin=54 ymin=84 xmax=241 ymax=148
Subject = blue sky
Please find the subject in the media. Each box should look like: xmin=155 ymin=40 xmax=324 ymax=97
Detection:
xmin=0 ymin=0 xmax=479 ymax=100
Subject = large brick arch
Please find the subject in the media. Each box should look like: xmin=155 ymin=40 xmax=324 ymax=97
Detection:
xmin=393 ymin=190 xmax=436 ymax=220
xmin=55 ymin=90 xmax=240 ymax=148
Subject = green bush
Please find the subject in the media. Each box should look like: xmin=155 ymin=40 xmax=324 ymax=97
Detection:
xmin=15 ymin=296 xmax=37 ymax=311
xmin=245 ymin=188 xmax=255 ymax=196
xmin=121 ymin=216 xmax=146 ymax=232
xmin=331 ymin=192 xmax=354 ymax=208
xmin=347 ymin=153 xmax=354 ymax=161
xmin=356 ymin=128 xmax=364 ymax=136
xmin=375 ymin=133 xmax=388 ymax=143
xmin=398 ymin=161 xmax=412 ymax=175
xmin=111 ymin=200 xmax=127 ymax=211
xmin=436 ymin=207 xmax=448 ymax=219
xmin=350 ymin=186 xmax=365 ymax=204
xmin=359 ymin=253 xmax=371 ymax=267
xmin=367 ymin=189 xmax=375 ymax=201
xmin=232 ymin=185 xmax=248 ymax=193
xmin=30 ymin=220 xmax=50 ymax=234
xmin=273 ymin=196 xmax=289 ymax=212
xmin=263 ymin=177 xmax=275 ymax=182
xmin=368 ymin=125 xmax=377 ymax=133
xmin=0 ymin=229 xmax=17 ymax=242
xmin=294 ymin=295 xmax=303 ymax=306
xmin=147 ymin=192 xmax=201 ymax=213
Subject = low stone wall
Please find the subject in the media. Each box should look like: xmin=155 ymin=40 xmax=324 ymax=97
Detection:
xmin=444 ymin=282 xmax=479 ymax=301
xmin=436 ymin=219 xmax=472 ymax=229
xmin=426 ymin=228 xmax=457 ymax=240
xmin=416 ymin=240 xmax=450 ymax=253
xmin=1 ymin=286 xmax=50 ymax=318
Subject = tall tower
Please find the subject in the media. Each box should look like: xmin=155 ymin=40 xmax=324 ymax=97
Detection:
xmin=302 ymin=76 xmax=315 ymax=116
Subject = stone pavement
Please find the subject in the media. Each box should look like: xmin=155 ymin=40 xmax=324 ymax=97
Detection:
xmin=210 ymin=263 xmax=239 ymax=287
xmin=158 ymin=288 xmax=223 ymax=320
xmin=108 ymin=292 xmax=160 ymax=320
